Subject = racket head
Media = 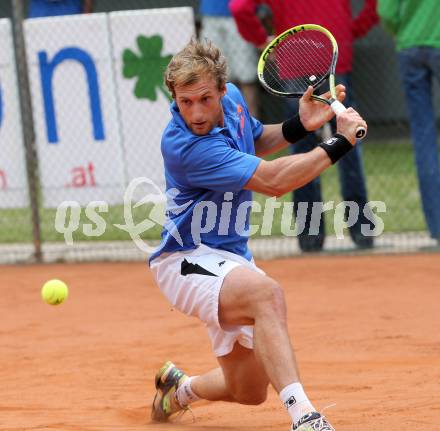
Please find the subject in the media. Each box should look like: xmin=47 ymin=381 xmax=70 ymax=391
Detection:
xmin=257 ymin=24 xmax=339 ymax=100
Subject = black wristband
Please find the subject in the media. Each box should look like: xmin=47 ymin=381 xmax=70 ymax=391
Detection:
xmin=282 ymin=115 xmax=309 ymax=143
xmin=318 ymin=133 xmax=353 ymax=164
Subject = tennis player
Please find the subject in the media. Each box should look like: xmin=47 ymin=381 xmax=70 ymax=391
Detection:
xmin=149 ymin=38 xmax=367 ymax=431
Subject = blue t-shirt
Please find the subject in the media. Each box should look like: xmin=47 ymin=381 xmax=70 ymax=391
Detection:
xmin=29 ymin=0 xmax=82 ymax=18
xmin=150 ymin=83 xmax=263 ymax=262
xmin=199 ymin=0 xmax=231 ymax=17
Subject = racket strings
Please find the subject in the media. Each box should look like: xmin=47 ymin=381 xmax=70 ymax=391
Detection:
xmin=265 ymin=40 xmax=323 ymax=92
xmin=262 ymin=30 xmax=334 ymax=95
xmin=264 ymin=34 xmax=331 ymax=86
xmin=273 ymin=38 xmax=328 ymax=78
xmin=265 ymin=37 xmax=331 ymax=90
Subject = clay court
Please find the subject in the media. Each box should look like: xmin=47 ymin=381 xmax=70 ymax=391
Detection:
xmin=2 ymin=253 xmax=439 ymax=431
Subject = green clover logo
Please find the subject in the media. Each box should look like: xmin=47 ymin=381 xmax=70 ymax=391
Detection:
xmin=122 ymin=35 xmax=173 ymax=102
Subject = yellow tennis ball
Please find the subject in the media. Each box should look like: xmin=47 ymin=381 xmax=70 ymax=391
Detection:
xmin=41 ymin=279 xmax=69 ymax=305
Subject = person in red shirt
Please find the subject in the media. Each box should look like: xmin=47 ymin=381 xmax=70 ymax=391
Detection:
xmin=231 ymin=0 xmax=378 ymax=251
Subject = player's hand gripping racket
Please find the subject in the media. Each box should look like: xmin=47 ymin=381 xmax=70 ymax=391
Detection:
xmin=257 ymin=24 xmax=367 ymax=139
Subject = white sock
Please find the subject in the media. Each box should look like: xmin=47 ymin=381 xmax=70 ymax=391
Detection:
xmin=175 ymin=376 xmax=200 ymax=407
xmin=279 ymin=382 xmax=315 ymax=425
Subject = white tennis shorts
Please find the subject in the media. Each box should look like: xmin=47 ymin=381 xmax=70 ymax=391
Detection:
xmin=150 ymin=244 xmax=264 ymax=357
xmin=200 ymin=16 xmax=258 ymax=84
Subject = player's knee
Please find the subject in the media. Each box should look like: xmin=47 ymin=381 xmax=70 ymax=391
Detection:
xmin=253 ymin=278 xmax=286 ymax=319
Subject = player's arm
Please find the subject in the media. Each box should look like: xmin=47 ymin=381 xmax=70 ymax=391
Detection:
xmin=254 ymin=123 xmax=290 ymax=157
xmin=245 ymin=108 xmax=366 ymax=197
xmin=248 ymin=148 xmax=332 ymax=197
xmin=254 ymin=85 xmax=347 ymax=158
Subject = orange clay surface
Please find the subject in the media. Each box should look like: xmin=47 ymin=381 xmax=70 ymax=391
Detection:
xmin=1 ymin=253 xmax=440 ymax=431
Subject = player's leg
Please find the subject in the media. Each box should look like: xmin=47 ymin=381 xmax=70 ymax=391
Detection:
xmin=154 ymin=344 xmax=268 ymax=411
xmin=191 ymin=342 xmax=269 ymax=405
xmin=151 ymin=361 xmax=234 ymax=423
xmin=218 ymin=266 xmax=300 ymax=391
xmin=150 ymin=250 xmax=260 ymax=420
xmin=150 ymin=250 xmax=333 ymax=429
xmin=188 ymin=367 xmax=232 ymax=401
xmin=217 ymin=266 xmax=335 ymax=430
xmin=154 ymin=264 xmax=308 ymax=417
xmin=152 ymin=341 xmax=269 ymax=421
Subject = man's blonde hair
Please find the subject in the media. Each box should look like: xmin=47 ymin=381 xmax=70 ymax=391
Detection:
xmin=165 ymin=38 xmax=228 ymax=96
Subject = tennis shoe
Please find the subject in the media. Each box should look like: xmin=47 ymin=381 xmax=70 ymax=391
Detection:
xmin=292 ymin=411 xmax=335 ymax=431
xmin=151 ymin=360 xmax=189 ymax=422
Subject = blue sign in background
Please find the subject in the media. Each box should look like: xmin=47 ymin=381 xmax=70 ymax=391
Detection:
xmin=38 ymin=47 xmax=105 ymax=144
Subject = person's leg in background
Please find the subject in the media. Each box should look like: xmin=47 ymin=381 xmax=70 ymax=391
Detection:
xmin=398 ymin=47 xmax=440 ymax=241
xmin=200 ymin=16 xmax=225 ymax=55
xmin=240 ymin=83 xmax=259 ymax=118
xmin=333 ymin=73 xmax=374 ymax=248
xmin=289 ymin=98 xmax=326 ymax=252
xmin=225 ymin=17 xmax=259 ymax=117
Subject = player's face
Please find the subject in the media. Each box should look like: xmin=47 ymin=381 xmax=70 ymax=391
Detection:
xmin=174 ymin=77 xmax=226 ymax=136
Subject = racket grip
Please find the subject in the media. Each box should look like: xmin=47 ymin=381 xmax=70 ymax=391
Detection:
xmin=330 ymin=100 xmax=347 ymax=115
xmin=330 ymin=100 xmax=367 ymax=140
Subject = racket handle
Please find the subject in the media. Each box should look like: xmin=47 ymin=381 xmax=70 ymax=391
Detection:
xmin=330 ymin=100 xmax=367 ymax=140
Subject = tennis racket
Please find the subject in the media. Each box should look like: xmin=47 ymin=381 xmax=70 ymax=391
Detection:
xmin=257 ymin=24 xmax=367 ymax=139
